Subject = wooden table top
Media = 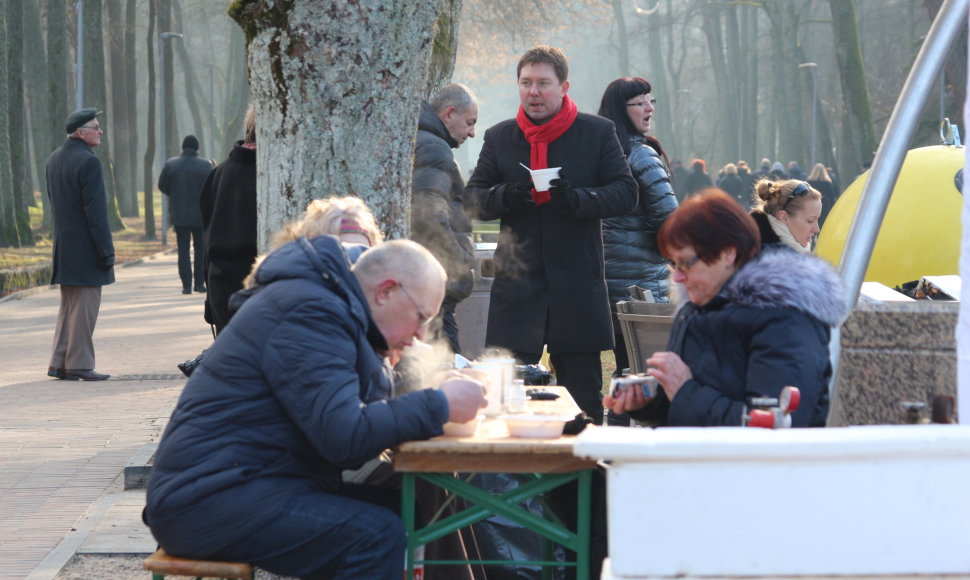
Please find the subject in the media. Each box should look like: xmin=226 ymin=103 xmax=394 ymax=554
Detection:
xmin=394 ymin=386 xmax=597 ymax=474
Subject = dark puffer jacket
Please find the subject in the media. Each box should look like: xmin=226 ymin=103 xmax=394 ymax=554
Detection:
xmin=603 ymin=135 xmax=678 ymax=311
xmin=630 ymin=245 xmax=846 ymax=427
xmin=145 ymin=235 xmax=449 ymax=555
xmin=411 ymin=102 xmax=475 ymax=304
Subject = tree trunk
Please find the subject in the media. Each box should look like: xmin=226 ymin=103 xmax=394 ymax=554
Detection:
xmin=829 ymin=0 xmax=877 ymax=177
xmin=762 ymin=1 xmax=804 ymax=166
xmin=172 ymin=0 xmax=207 ymax=150
xmin=0 ymin=0 xmax=15 ymax=247
xmin=142 ymin=0 xmax=157 ymax=239
xmin=425 ymin=0 xmax=461 ymax=97
xmin=739 ymin=3 xmax=759 ymax=166
xmin=230 ymin=0 xmax=446 ymax=248
xmin=82 ymin=0 xmax=124 ymax=232
xmin=47 ymin=0 xmax=68 ymax=231
xmin=106 ymin=0 xmax=137 ymax=217
xmin=7 ymin=0 xmax=33 ymax=246
xmin=24 ymin=0 xmax=53 ymax=232
xmin=698 ymin=0 xmax=735 ymax=164
xmin=124 ymin=0 xmax=138 ymax=212
xmin=611 ymin=0 xmax=630 ymax=76
xmin=217 ymin=26 xmax=249 ymax=157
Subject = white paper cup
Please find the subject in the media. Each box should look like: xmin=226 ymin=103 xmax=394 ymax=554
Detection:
xmin=530 ymin=167 xmax=561 ymax=192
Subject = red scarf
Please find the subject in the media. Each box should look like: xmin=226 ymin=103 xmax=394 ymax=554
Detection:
xmin=516 ymin=95 xmax=578 ymax=205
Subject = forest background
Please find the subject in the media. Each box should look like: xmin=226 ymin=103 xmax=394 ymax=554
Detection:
xmin=0 ymin=0 xmax=964 ymax=279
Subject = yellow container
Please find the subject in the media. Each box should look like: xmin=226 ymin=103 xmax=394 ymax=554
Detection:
xmin=816 ymin=145 xmax=964 ymax=287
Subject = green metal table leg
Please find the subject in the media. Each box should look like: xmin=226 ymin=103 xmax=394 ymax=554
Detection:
xmin=402 ymin=472 xmax=417 ymax=580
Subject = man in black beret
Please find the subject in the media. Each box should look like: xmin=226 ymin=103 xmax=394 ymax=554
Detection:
xmin=46 ymin=107 xmax=114 ymax=381
xmin=158 ymin=135 xmax=215 ymax=294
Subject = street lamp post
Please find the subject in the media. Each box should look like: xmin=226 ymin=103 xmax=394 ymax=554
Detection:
xmin=158 ymin=32 xmax=183 ymax=246
xmin=799 ymin=62 xmax=819 ymax=167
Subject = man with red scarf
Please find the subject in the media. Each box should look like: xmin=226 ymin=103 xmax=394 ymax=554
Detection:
xmin=464 ymin=46 xmax=637 ymax=419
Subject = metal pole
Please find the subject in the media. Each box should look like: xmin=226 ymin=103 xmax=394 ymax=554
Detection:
xmin=799 ymin=62 xmax=818 ymax=167
xmin=827 ymin=0 xmax=969 ymax=417
xmin=75 ymin=0 xmax=84 ymax=109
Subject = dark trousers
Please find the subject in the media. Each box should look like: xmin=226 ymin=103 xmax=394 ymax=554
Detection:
xmin=513 ymin=350 xmax=603 ymax=419
xmin=174 ymin=226 xmax=205 ymax=291
xmin=432 ymin=299 xmax=462 ymax=355
xmin=206 ymin=272 xmax=245 ymax=334
xmin=151 ymin=484 xmax=406 ymax=580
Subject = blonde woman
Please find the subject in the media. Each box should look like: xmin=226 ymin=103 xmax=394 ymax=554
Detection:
xmin=749 ymin=179 xmax=823 ymax=253
xmin=244 ymin=196 xmax=383 ymax=287
xmin=807 ymin=163 xmax=836 ymax=226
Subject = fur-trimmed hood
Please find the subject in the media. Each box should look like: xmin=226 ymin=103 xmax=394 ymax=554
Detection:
xmin=674 ymin=245 xmax=848 ymax=327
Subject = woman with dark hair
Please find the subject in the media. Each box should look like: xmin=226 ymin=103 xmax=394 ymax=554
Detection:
xmin=684 ymin=158 xmax=713 ymax=196
xmin=597 ymin=77 xmax=679 ymax=377
xmin=603 ymin=189 xmax=845 ymax=427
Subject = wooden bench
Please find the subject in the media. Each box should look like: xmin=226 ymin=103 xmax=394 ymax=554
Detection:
xmin=143 ymin=548 xmax=254 ymax=580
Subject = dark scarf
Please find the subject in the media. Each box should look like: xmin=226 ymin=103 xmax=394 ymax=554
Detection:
xmin=516 ymin=95 xmax=579 ymax=205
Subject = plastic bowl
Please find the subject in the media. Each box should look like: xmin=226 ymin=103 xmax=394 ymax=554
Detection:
xmin=500 ymin=414 xmax=573 ymax=438
xmin=442 ymin=415 xmax=485 ymax=437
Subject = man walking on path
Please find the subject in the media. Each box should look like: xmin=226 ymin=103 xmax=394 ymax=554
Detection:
xmin=46 ymin=107 xmax=115 ymax=382
xmin=159 ymin=135 xmax=215 ymax=294
xmin=463 ymin=45 xmax=638 ymax=419
xmin=411 ymin=82 xmax=479 ymax=354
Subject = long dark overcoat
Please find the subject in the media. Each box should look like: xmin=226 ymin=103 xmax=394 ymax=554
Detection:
xmin=464 ymin=112 xmax=637 ymax=354
xmin=158 ymin=149 xmax=214 ymax=227
xmin=47 ymin=138 xmax=115 ymax=286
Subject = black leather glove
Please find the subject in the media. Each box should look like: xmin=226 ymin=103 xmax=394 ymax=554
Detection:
xmin=549 ymin=171 xmax=579 ymax=214
xmin=98 ymin=254 xmax=116 ymax=270
xmin=503 ymin=181 xmax=536 ymax=210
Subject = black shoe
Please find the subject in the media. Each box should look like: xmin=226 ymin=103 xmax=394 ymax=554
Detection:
xmin=194 ymin=285 xmax=207 ymax=293
xmin=182 ymin=288 xmax=192 ymax=295
xmin=47 ymin=366 xmax=65 ymax=379
xmin=63 ymin=369 xmax=110 ymax=381
xmin=177 ymin=350 xmax=206 ymax=377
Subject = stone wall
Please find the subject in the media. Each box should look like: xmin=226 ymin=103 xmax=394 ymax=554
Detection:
xmin=829 ymin=301 xmax=958 ymax=426
xmin=0 ymin=262 xmax=53 ymax=298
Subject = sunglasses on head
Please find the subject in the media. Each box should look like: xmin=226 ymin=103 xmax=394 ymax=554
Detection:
xmin=781 ymin=182 xmax=810 ymax=211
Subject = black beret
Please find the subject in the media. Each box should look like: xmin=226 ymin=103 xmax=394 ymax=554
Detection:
xmin=65 ymin=108 xmax=101 ymax=134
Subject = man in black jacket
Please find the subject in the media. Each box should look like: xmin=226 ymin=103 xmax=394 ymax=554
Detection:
xmin=46 ymin=107 xmax=115 ymax=381
xmin=411 ymin=82 xmax=478 ymax=355
xmin=463 ymin=46 xmax=637 ymax=419
xmin=158 ymin=135 xmax=214 ymax=294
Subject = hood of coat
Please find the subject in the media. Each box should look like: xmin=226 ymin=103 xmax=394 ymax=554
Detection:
xmin=418 ymin=101 xmax=458 ymax=149
xmin=252 ymin=235 xmax=384 ymax=347
xmin=672 ymin=244 xmax=847 ymax=327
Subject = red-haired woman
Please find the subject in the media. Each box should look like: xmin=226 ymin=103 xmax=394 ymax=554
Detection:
xmin=604 ymin=189 xmax=846 ymax=427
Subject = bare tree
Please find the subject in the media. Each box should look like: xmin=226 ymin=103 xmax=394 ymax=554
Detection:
xmin=0 ymin=0 xmax=16 ymax=246
xmin=230 ymin=0 xmax=453 ymax=246
xmin=142 ymin=0 xmax=157 ymax=239
xmin=6 ymin=0 xmax=32 ymax=246
xmin=829 ymin=0 xmax=877 ymax=176
xmin=24 ymin=0 xmax=53 ymax=231
xmin=107 ymin=0 xmax=137 ymax=217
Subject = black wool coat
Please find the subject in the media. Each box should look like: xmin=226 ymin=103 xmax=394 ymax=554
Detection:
xmin=199 ymin=141 xmax=258 ymax=280
xmin=47 ymin=138 xmax=116 ymax=286
xmin=464 ymin=112 xmax=638 ymax=353
xmin=158 ymin=149 xmax=214 ymax=228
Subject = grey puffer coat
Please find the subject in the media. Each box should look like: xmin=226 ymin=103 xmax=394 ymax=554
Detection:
xmin=630 ymin=245 xmax=846 ymax=427
xmin=603 ymin=136 xmax=678 ymax=312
